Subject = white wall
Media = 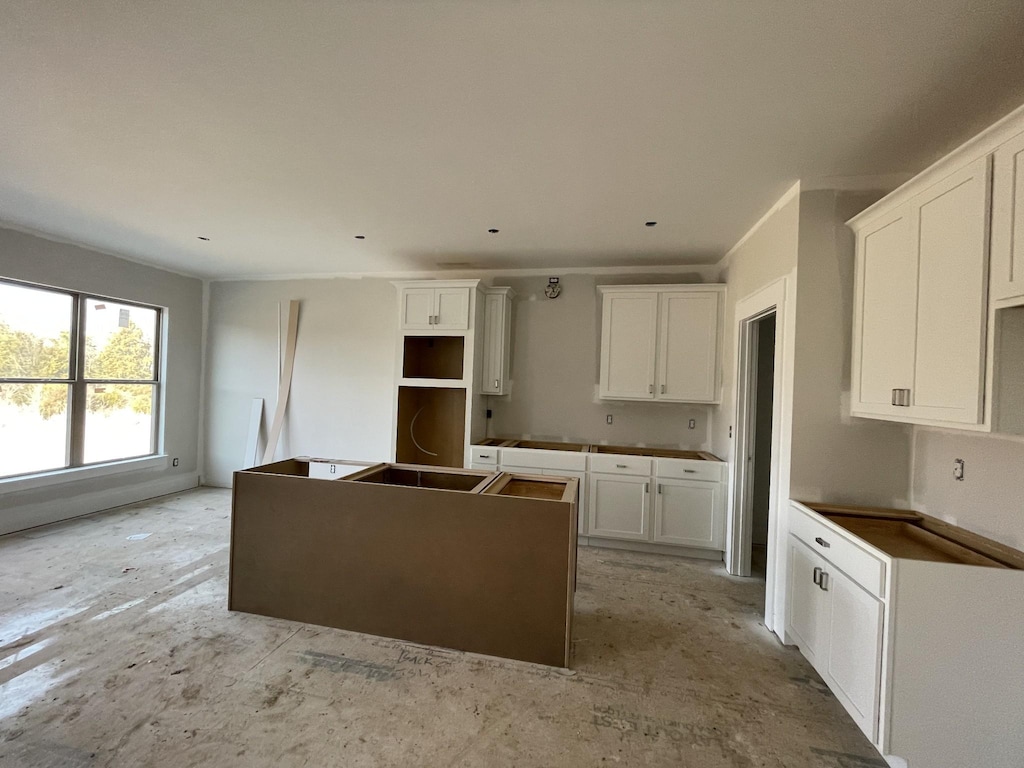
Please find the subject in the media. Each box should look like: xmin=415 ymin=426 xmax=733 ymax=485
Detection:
xmin=789 ymin=190 xmax=912 ymax=507
xmin=912 ymin=430 xmax=1024 ymax=549
xmin=0 ymin=227 xmax=203 ymax=534
xmin=487 ymin=273 xmax=716 ymax=449
xmin=204 ymin=278 xmax=397 ymax=487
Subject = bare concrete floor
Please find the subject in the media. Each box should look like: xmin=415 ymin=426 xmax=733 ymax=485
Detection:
xmin=0 ymin=488 xmax=882 ymax=767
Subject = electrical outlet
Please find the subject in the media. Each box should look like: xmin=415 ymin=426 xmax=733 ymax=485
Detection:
xmin=172 ymin=457 xmax=179 ymax=467
xmin=688 ymin=419 xmax=696 ymax=429
xmin=953 ymin=458 xmax=965 ymax=481
xmin=486 ymin=409 xmax=492 ymax=419
xmin=606 ymin=414 xmax=613 ymax=425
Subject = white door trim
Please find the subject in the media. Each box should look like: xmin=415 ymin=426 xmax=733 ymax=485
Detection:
xmin=725 ymin=277 xmax=789 ymax=636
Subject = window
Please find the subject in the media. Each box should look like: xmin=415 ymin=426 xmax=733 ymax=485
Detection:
xmin=0 ymin=279 xmax=161 ymax=479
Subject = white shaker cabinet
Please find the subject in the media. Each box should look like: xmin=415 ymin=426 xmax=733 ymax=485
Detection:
xmin=652 ymin=478 xmax=721 ymax=548
xmin=991 ymin=129 xmax=1024 ymax=304
xmin=396 ymin=282 xmax=472 ymax=330
xmin=598 ymin=285 xmax=725 ymax=403
xmin=849 ymin=156 xmax=991 ymax=426
xmin=480 ymin=287 xmax=514 ymax=395
xmin=587 ymin=473 xmax=649 ymax=541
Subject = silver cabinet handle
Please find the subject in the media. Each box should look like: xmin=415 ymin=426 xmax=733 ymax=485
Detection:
xmin=648 ymin=384 xmax=654 ymax=394
xmin=814 ymin=536 xmax=830 ymax=548
xmin=683 ymin=469 xmax=696 ymax=474
xmin=660 ymin=384 xmax=666 ymax=394
xmin=643 ymin=482 xmax=649 ymax=493
xmin=494 ymin=379 xmax=499 ymax=388
xmin=812 ymin=566 xmax=822 ymax=586
xmin=891 ymin=388 xmax=897 ymax=406
xmin=616 ymin=463 xmax=627 ymax=468
xmin=818 ymin=571 xmax=830 ymax=592
xmin=479 ymin=454 xmax=490 ymax=459
xmin=657 ymin=483 xmax=662 ymax=494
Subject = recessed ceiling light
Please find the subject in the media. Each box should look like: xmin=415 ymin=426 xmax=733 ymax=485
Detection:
xmin=197 ymin=236 xmax=210 ymax=241
xmin=645 ymin=221 xmax=657 ymax=227
xmin=354 ymin=235 xmax=365 ymax=240
xmin=488 ymin=229 xmax=499 ymax=234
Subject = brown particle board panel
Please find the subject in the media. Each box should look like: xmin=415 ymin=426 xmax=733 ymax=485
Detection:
xmin=402 ymin=336 xmax=465 ymax=380
xmin=396 ymin=386 xmax=466 ymax=468
xmin=229 ymin=465 xmax=577 ymax=667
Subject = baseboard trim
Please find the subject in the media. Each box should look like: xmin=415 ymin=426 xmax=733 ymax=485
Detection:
xmin=0 ymin=473 xmax=200 ymax=536
xmin=579 ymin=535 xmax=724 ymax=561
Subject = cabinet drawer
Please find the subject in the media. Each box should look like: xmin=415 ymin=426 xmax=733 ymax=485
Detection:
xmin=589 ymin=454 xmax=653 ymax=476
xmin=470 ymin=446 xmax=499 ymax=465
xmin=500 ymin=448 xmax=587 ymax=472
xmin=789 ymin=505 xmax=886 ymax=598
xmin=656 ymin=458 xmax=724 ymax=482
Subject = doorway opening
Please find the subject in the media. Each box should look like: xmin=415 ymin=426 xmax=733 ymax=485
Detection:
xmin=748 ymin=313 xmax=776 ymax=578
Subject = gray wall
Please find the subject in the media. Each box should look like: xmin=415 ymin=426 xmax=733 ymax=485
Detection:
xmin=487 ymin=273 xmax=715 ymax=450
xmin=205 ymin=278 xmax=397 ymax=487
xmin=789 ymin=190 xmax=912 ymax=507
xmin=0 ymin=227 xmax=203 ymax=532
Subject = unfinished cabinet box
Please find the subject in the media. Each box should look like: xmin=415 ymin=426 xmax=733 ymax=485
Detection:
xmin=229 ymin=460 xmax=578 ymax=667
xmin=396 ymin=386 xmax=466 ymax=467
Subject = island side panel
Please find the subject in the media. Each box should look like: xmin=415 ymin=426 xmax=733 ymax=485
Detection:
xmin=230 ymin=471 xmax=573 ymax=667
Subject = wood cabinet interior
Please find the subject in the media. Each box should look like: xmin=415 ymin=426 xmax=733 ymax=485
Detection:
xmin=396 ymin=386 xmax=467 ymax=467
xmin=402 ymin=335 xmax=465 ymax=380
xmin=482 ymin=474 xmax=575 ymax=501
xmin=350 ymin=464 xmax=493 ymax=492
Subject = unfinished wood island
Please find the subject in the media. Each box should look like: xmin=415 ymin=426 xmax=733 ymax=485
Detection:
xmin=229 ymin=459 xmax=578 ymax=668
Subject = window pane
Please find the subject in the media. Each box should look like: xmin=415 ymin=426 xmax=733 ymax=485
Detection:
xmin=0 ymin=383 xmax=69 ymax=477
xmin=83 ymin=383 xmax=155 ymax=464
xmin=0 ymin=282 xmax=73 ymax=379
xmin=83 ymin=299 xmax=157 ymax=381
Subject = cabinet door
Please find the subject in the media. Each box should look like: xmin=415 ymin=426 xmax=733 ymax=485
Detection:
xmin=852 ymin=204 xmax=918 ymax=416
xmin=823 ymin=567 xmax=883 ymax=742
xmin=786 ymin=536 xmax=827 ymax=668
xmin=599 ymin=293 xmax=658 ymax=399
xmin=657 ymin=291 xmax=720 ymax=402
xmin=991 ymin=130 xmax=1024 ymax=303
xmin=401 ymin=288 xmax=436 ymax=329
xmin=910 ymin=156 xmax=990 ymax=425
xmin=434 ymin=287 xmax=470 ymax=330
xmin=480 ymin=292 xmax=505 ymax=394
xmin=587 ymin=472 xmax=649 ymax=540
xmin=652 ymin=478 xmax=721 ymax=548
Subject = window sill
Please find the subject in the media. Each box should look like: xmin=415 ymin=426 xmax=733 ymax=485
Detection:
xmin=0 ymin=455 xmax=170 ymax=494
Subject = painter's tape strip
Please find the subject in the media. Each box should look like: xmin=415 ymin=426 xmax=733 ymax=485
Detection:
xmin=262 ymin=300 xmax=300 ymax=465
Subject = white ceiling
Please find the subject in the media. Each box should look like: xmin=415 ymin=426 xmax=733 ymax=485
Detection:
xmin=1 ymin=1 xmax=1024 ymax=279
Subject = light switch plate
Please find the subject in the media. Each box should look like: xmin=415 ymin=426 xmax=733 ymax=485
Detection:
xmin=953 ymin=458 xmax=965 ymax=481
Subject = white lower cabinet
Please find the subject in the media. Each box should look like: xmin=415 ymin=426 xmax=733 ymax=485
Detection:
xmin=787 ymin=535 xmax=882 ymax=740
xmin=652 ymin=478 xmax=721 ymax=548
xmin=588 ymin=473 xmax=649 ymax=540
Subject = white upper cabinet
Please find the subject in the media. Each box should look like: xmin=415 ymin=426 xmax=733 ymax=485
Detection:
xmin=599 ymin=291 xmax=658 ymax=399
xmin=599 ymin=285 xmax=724 ymax=403
xmin=849 ymin=157 xmax=991 ymax=427
xmin=480 ymin=287 xmax=514 ymax=395
xmin=991 ymin=129 xmax=1024 ymax=305
xmin=395 ymin=282 xmax=473 ymax=331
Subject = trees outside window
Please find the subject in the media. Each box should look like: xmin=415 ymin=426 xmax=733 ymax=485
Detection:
xmin=0 ymin=280 xmax=161 ymax=478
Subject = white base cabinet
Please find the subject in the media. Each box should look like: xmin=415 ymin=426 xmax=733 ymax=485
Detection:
xmin=786 ymin=501 xmax=1024 ymax=768
xmin=652 ymin=478 xmax=721 ymax=548
xmin=588 ymin=473 xmax=649 ymax=541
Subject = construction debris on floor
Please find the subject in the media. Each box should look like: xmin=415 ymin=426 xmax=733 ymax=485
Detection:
xmin=0 ymin=488 xmax=882 ymax=767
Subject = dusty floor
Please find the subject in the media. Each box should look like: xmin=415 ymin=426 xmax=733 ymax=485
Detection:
xmin=0 ymin=488 xmax=882 ymax=767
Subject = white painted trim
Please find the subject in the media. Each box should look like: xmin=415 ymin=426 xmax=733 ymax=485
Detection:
xmin=724 ymin=276 xmax=790 ymax=638
xmin=0 ymin=473 xmax=199 ymax=536
xmin=596 ymin=283 xmax=726 ymax=294
xmin=719 ymin=182 xmax=801 ymax=267
xmin=0 ymin=221 xmax=205 ymax=280
xmin=849 ymin=100 xmax=1024 ymax=227
xmin=213 ymin=263 xmax=725 ymax=283
xmin=197 ymin=279 xmax=210 ymax=484
xmin=0 ymin=454 xmax=169 ymax=494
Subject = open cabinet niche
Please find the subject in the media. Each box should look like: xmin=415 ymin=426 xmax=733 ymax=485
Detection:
xmin=396 ymin=386 xmax=466 ymax=468
xmin=402 ymin=336 xmax=465 ymax=380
